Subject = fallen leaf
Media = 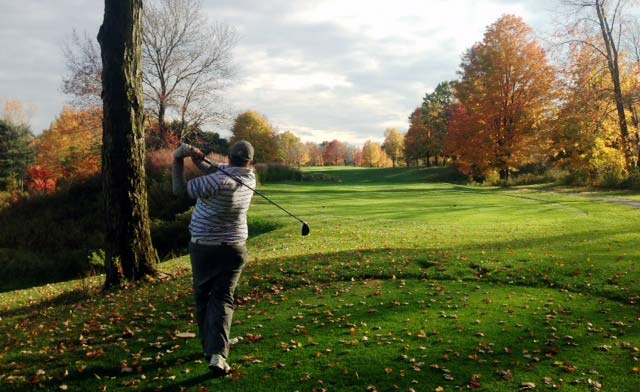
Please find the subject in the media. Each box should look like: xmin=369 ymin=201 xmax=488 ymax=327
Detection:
xmin=519 ymin=382 xmax=536 ymax=391
xmin=175 ymin=332 xmax=196 ymax=339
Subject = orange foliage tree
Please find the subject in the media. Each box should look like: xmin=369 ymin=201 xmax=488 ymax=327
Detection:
xmin=449 ymin=15 xmax=556 ymax=180
xmin=323 ymin=139 xmax=346 ymax=165
xmin=35 ymin=107 xmax=102 ymax=184
xmin=25 ymin=166 xmax=57 ymax=193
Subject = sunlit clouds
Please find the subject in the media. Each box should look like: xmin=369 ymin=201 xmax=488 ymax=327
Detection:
xmin=2 ymin=0 xmax=554 ymax=143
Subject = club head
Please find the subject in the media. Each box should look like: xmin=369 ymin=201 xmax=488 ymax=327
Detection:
xmin=301 ymin=222 xmax=310 ymax=237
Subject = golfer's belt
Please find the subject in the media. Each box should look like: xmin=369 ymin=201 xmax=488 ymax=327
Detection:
xmin=191 ymin=238 xmax=246 ymax=247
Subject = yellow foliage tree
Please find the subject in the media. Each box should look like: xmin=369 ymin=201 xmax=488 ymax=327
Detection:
xmin=553 ymin=43 xmax=637 ymax=183
xmin=383 ymin=128 xmax=404 ymax=167
xmin=361 ymin=140 xmax=392 ymax=167
xmin=230 ymin=111 xmax=279 ymax=163
xmin=35 ymin=107 xmax=102 ymax=182
xmin=276 ymin=130 xmax=308 ymax=167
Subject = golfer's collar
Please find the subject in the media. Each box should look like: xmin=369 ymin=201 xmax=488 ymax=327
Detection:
xmin=225 ymin=166 xmax=252 ymax=175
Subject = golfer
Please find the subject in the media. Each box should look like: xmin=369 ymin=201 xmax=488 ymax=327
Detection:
xmin=172 ymin=140 xmax=256 ymax=376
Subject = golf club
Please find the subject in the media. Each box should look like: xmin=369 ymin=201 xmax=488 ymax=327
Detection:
xmin=201 ymin=156 xmax=310 ymax=237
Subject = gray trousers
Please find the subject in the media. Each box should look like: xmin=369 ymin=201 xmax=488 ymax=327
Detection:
xmin=189 ymin=241 xmax=248 ymax=359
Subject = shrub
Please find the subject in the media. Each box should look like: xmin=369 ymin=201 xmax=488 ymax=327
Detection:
xmin=625 ymin=169 xmax=640 ymax=190
xmin=147 ymin=176 xmax=194 ymax=220
xmin=151 ymin=211 xmax=192 ymax=260
xmin=254 ymin=163 xmax=303 ymax=183
xmin=0 ymin=191 xmax=15 ymax=210
xmin=302 ymin=172 xmax=339 ymax=182
xmin=596 ymin=167 xmax=627 ymax=189
xmin=482 ymin=170 xmax=501 ymax=186
xmin=0 ymin=248 xmax=90 ymax=292
xmin=505 ymin=172 xmax=557 ymax=186
xmin=562 ymin=169 xmax=591 ymax=186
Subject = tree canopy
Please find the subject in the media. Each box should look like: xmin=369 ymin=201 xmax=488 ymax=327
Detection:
xmin=448 ymin=15 xmax=556 ymax=179
xmin=230 ymin=111 xmax=279 ymax=163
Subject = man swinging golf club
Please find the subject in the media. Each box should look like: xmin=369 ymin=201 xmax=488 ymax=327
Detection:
xmin=172 ymin=140 xmax=256 ymax=377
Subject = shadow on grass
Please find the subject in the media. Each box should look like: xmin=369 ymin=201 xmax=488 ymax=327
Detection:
xmin=6 ymin=223 xmax=639 ymax=319
xmin=2 ymin=236 xmax=639 ymax=391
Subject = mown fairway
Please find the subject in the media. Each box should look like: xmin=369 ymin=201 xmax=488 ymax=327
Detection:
xmin=1 ymin=167 xmax=639 ymax=391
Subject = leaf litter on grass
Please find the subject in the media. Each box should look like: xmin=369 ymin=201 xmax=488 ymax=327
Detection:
xmin=2 ymin=167 xmax=640 ymax=391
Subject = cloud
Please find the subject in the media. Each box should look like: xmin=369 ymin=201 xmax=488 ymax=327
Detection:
xmin=1 ymin=0 xmax=557 ymax=143
xmin=0 ymin=1 xmax=103 ymax=132
xmin=206 ymin=0 xmax=554 ymax=144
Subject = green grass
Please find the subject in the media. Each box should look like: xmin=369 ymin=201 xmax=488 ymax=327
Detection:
xmin=1 ymin=166 xmax=639 ymax=391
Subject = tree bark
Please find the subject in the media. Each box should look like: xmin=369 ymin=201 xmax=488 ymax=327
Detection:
xmin=595 ymin=0 xmax=634 ymax=169
xmin=158 ymin=98 xmax=167 ymax=142
xmin=98 ymin=0 xmax=158 ymax=287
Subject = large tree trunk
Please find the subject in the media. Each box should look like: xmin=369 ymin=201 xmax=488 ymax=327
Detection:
xmin=595 ymin=0 xmax=634 ymax=169
xmin=98 ymin=0 xmax=158 ymax=287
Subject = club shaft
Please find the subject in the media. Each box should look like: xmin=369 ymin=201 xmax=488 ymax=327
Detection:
xmin=202 ymin=158 xmax=305 ymax=224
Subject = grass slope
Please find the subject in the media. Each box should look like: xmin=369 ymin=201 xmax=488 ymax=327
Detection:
xmin=1 ymin=167 xmax=639 ymax=391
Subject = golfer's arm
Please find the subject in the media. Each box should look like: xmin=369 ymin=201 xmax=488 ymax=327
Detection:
xmin=172 ymin=157 xmax=189 ymax=196
xmin=194 ymin=159 xmax=218 ymax=174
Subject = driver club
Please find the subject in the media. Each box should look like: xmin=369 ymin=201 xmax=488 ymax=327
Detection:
xmin=201 ymin=157 xmax=310 ymax=237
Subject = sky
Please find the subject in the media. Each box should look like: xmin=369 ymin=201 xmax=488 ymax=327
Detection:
xmin=0 ymin=0 xmax=557 ymax=144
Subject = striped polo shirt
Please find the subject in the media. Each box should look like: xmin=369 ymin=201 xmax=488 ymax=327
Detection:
xmin=186 ymin=164 xmax=256 ymax=243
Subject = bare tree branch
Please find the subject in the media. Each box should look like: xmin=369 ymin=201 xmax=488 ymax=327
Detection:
xmin=62 ymin=0 xmax=236 ymax=139
xmin=61 ymin=30 xmax=102 ymax=108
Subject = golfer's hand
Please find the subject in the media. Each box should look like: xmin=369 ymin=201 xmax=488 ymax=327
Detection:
xmin=173 ymin=143 xmax=204 ymax=160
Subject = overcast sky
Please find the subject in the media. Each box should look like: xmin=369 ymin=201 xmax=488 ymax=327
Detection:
xmin=0 ymin=0 xmax=557 ymax=144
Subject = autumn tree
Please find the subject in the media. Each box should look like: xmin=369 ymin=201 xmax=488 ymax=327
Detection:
xmin=383 ymin=128 xmax=404 ymax=167
xmin=558 ymin=0 xmax=638 ymax=169
xmin=277 ymin=131 xmax=308 ymax=167
xmin=625 ymin=19 xmax=640 ymax=132
xmin=98 ymin=0 xmax=159 ymax=286
xmin=35 ymin=108 xmax=102 ymax=184
xmin=552 ymin=43 xmax=629 ymax=181
xmin=450 ymin=15 xmax=556 ymax=179
xmin=323 ymin=139 xmax=346 ymax=165
xmin=404 ymin=108 xmax=431 ymax=166
xmin=305 ymin=142 xmax=324 ymax=166
xmin=445 ymin=104 xmax=491 ymax=178
xmin=422 ymin=81 xmax=455 ymax=166
xmin=361 ymin=140 xmax=391 ymax=167
xmin=230 ymin=111 xmax=279 ymax=162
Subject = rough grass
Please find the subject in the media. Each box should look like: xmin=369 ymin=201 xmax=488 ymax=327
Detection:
xmin=1 ymin=166 xmax=639 ymax=391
